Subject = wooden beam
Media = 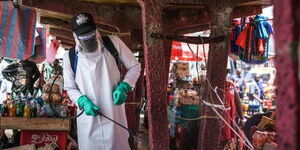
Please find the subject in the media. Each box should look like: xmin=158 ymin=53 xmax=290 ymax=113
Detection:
xmin=151 ymin=33 xmax=225 ymax=44
xmin=80 ymin=0 xmax=207 ymax=8
xmin=163 ymin=8 xmax=210 ymax=34
xmin=23 ymin=0 xmax=141 ymax=32
xmin=49 ymin=28 xmax=74 ymax=40
xmin=80 ymin=0 xmax=267 ymax=8
xmin=79 ymin=0 xmax=136 ymax=5
xmin=233 ymin=5 xmax=262 ymax=18
xmin=40 ymin=16 xmax=120 ymax=33
xmin=55 ymin=36 xmax=76 ymax=45
xmin=237 ymin=0 xmax=271 ymax=6
xmin=40 ymin=16 xmax=72 ymax=31
xmin=60 ymin=42 xmax=74 ymax=49
xmin=174 ymin=24 xmax=210 ymax=35
xmin=24 ymin=0 xmax=263 ymax=36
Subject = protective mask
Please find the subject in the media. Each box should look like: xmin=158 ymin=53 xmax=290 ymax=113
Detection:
xmin=77 ymin=30 xmax=99 ymax=53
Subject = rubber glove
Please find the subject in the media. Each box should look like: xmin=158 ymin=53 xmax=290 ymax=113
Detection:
xmin=77 ymin=95 xmax=100 ymax=116
xmin=113 ymin=82 xmax=132 ymax=105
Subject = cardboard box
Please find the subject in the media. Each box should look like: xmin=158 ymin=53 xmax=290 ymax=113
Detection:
xmin=179 ymin=95 xmax=200 ymax=105
xmin=175 ymin=63 xmax=189 ymax=69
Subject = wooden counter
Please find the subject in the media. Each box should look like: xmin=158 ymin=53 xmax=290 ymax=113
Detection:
xmin=0 ymin=117 xmax=71 ymax=131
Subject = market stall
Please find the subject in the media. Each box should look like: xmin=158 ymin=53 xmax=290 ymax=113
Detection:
xmin=0 ymin=2 xmax=75 ymax=149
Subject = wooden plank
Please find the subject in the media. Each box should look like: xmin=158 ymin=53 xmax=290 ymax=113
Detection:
xmin=56 ymin=36 xmax=75 ymax=45
xmin=49 ymin=28 xmax=74 ymax=40
xmin=0 ymin=117 xmax=71 ymax=131
xmin=4 ymin=144 xmax=36 ymax=150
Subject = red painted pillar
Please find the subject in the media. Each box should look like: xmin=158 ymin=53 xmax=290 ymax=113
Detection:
xmin=197 ymin=1 xmax=234 ymax=149
xmin=136 ymin=0 xmax=170 ymax=150
xmin=273 ymin=0 xmax=300 ymax=149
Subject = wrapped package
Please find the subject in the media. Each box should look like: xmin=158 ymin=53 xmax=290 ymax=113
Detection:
xmin=252 ymin=131 xmax=268 ymax=150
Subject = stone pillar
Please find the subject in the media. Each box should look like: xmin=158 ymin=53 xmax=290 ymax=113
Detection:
xmin=273 ymin=0 xmax=300 ymax=149
xmin=136 ymin=0 xmax=170 ymax=149
xmin=197 ymin=1 xmax=235 ymax=149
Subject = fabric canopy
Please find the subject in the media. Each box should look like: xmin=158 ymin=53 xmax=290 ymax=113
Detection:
xmin=31 ymin=27 xmax=47 ymax=63
xmin=46 ymin=39 xmax=60 ymax=63
xmin=0 ymin=2 xmax=37 ymax=60
xmin=171 ymin=41 xmax=208 ymax=61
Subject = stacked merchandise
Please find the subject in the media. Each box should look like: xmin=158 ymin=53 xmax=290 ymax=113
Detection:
xmin=170 ymin=62 xmax=200 ymax=108
xmin=252 ymin=113 xmax=277 ymax=150
xmin=230 ymin=15 xmax=273 ymax=64
xmin=0 ymin=59 xmax=75 ymax=118
xmin=0 ymin=83 xmax=75 ymax=118
xmin=168 ymin=62 xmax=200 ymax=150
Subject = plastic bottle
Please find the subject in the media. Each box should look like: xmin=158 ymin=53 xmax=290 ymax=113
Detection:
xmin=0 ymin=101 xmax=8 ymax=116
xmin=16 ymin=100 xmax=24 ymax=117
xmin=8 ymin=101 xmax=16 ymax=117
xmin=39 ymin=105 xmax=47 ymax=117
xmin=30 ymin=101 xmax=38 ymax=117
xmin=23 ymin=101 xmax=31 ymax=117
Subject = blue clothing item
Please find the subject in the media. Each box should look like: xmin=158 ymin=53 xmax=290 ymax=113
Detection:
xmin=255 ymin=15 xmax=269 ymax=39
xmin=249 ymin=80 xmax=264 ymax=100
xmin=232 ymin=74 xmax=246 ymax=98
xmin=257 ymin=80 xmax=264 ymax=99
xmin=264 ymin=21 xmax=273 ymax=35
xmin=232 ymin=74 xmax=245 ymax=88
xmin=249 ymin=81 xmax=260 ymax=99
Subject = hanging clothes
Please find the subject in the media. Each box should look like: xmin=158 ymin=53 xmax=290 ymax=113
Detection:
xmin=236 ymin=20 xmax=255 ymax=63
xmin=32 ymin=28 xmax=46 ymax=63
xmin=46 ymin=39 xmax=60 ymax=63
xmin=231 ymin=15 xmax=273 ymax=64
xmin=230 ymin=20 xmax=242 ymax=55
xmin=221 ymin=81 xmax=237 ymax=141
xmin=31 ymin=27 xmax=47 ymax=63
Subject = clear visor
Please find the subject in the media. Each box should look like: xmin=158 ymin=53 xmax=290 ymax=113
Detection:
xmin=77 ymin=30 xmax=99 ymax=53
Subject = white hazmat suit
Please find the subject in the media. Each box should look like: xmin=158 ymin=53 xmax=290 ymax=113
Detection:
xmin=63 ymin=33 xmax=141 ymax=150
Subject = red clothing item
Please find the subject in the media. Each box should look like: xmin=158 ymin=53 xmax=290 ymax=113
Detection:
xmin=221 ymin=81 xmax=237 ymax=141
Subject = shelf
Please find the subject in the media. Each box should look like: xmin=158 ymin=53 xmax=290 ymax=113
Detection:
xmin=0 ymin=117 xmax=71 ymax=131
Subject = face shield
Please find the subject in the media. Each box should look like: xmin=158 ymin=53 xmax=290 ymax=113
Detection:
xmin=75 ymin=30 xmax=100 ymax=53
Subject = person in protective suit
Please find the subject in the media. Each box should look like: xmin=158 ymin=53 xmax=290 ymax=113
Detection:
xmin=63 ymin=12 xmax=141 ymax=150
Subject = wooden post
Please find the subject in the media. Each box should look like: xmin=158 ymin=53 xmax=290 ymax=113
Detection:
xmin=136 ymin=0 xmax=170 ymax=149
xmin=273 ymin=0 xmax=300 ymax=149
xmin=198 ymin=0 xmax=235 ymax=149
